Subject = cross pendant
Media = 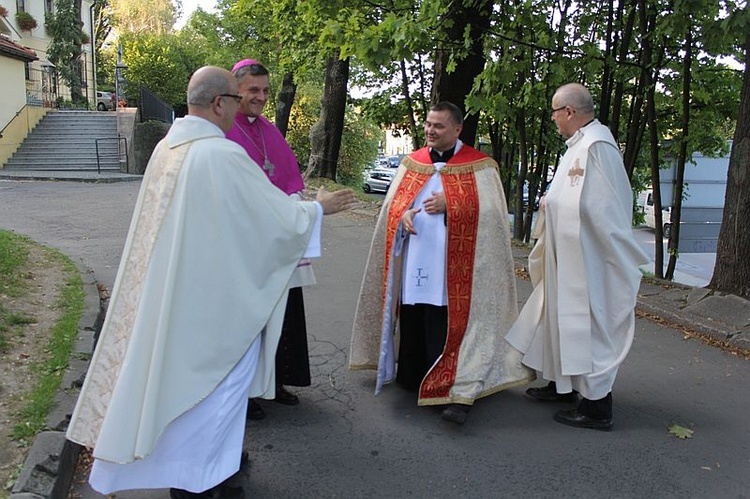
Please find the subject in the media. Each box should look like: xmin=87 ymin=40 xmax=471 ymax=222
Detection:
xmin=264 ymin=159 xmax=275 ymax=176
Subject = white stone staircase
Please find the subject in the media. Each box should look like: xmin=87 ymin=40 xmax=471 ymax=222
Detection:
xmin=3 ymin=110 xmax=121 ymax=172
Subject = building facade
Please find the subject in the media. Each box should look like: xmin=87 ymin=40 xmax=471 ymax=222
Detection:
xmin=0 ymin=0 xmax=95 ymax=164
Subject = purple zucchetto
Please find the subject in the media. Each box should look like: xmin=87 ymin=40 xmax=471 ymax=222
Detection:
xmin=232 ymin=59 xmax=261 ymax=73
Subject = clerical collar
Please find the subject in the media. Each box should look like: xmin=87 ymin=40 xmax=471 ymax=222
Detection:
xmin=245 ymin=116 xmax=258 ymax=125
xmin=430 ymin=145 xmax=456 ymax=164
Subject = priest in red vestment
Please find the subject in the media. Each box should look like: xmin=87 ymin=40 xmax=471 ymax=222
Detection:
xmin=350 ymin=102 xmax=534 ymax=424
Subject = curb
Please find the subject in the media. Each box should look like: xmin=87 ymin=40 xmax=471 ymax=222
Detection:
xmin=10 ymin=264 xmax=104 ymax=499
xmin=0 ymin=172 xmax=142 ymax=183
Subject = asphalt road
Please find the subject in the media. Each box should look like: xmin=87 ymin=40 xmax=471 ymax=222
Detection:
xmin=1 ymin=179 xmax=748 ymax=499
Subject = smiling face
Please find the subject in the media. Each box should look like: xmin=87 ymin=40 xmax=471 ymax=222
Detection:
xmin=424 ymin=110 xmax=462 ymax=152
xmin=237 ymin=73 xmax=270 ymax=118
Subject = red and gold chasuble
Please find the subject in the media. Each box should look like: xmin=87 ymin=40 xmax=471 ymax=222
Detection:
xmin=384 ymin=146 xmax=486 ymax=401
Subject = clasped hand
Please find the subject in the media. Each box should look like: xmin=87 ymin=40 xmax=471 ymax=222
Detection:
xmin=401 ymin=191 xmax=445 ymax=235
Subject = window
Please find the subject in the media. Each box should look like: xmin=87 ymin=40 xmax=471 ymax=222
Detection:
xmin=45 ymin=0 xmax=53 ymax=14
xmin=24 ymin=62 xmax=31 ymax=80
xmin=16 ymin=0 xmax=25 ymax=12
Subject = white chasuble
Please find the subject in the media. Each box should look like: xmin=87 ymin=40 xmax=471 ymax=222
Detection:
xmin=506 ymin=120 xmax=649 ymax=400
xmin=67 ymin=116 xmax=322 ymax=492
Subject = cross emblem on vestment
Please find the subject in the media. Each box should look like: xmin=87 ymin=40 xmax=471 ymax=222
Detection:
xmin=413 ymin=268 xmax=429 ymax=287
xmin=567 ymin=158 xmax=584 ymax=187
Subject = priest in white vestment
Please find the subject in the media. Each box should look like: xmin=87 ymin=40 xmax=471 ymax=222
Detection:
xmin=65 ymin=66 xmax=356 ymax=499
xmin=506 ymin=83 xmax=649 ymax=431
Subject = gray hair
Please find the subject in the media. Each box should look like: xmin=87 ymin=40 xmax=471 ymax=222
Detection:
xmin=187 ymin=68 xmax=233 ymax=107
xmin=554 ymin=83 xmax=595 ymax=115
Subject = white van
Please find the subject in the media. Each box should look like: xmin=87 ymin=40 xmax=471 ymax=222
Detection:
xmin=641 ymin=189 xmax=672 ymax=238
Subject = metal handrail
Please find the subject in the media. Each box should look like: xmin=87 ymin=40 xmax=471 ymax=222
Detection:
xmin=0 ymin=106 xmax=25 ymax=139
xmin=95 ymin=136 xmax=128 ymax=173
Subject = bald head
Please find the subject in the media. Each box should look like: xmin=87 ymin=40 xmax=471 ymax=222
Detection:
xmin=553 ymin=83 xmax=595 ymax=116
xmin=550 ymin=83 xmax=596 ymax=138
xmin=186 ymin=66 xmax=240 ymax=132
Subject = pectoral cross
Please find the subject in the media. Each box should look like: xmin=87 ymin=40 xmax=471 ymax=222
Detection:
xmin=263 ymin=158 xmax=275 ymax=177
xmin=413 ymin=268 xmax=429 ymax=287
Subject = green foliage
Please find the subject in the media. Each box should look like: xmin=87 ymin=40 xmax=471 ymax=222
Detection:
xmin=45 ymin=0 xmax=86 ymax=102
xmin=15 ymin=11 xmax=37 ymax=30
xmin=284 ymin=82 xmax=322 ymax=170
xmin=119 ymin=32 xmax=204 ymax=109
xmin=109 ymin=0 xmax=177 ymax=35
xmin=336 ymin=107 xmax=381 ymax=186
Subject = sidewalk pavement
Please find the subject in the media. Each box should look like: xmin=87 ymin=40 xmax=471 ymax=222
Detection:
xmin=0 ymin=169 xmax=142 ymax=183
xmin=3 ymin=176 xmax=749 ymax=498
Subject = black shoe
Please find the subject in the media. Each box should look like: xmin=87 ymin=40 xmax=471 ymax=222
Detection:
xmin=170 ymin=484 xmax=245 ymax=499
xmin=273 ymin=386 xmax=299 ymax=406
xmin=526 ymin=382 xmax=578 ymax=403
xmin=246 ymin=399 xmax=265 ymax=420
xmin=440 ymin=404 xmax=470 ymax=425
xmin=240 ymin=451 xmax=249 ymax=467
xmin=553 ymin=408 xmax=613 ymax=431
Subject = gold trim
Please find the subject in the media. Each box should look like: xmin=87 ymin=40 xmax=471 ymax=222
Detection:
xmin=402 ymin=156 xmax=499 ymax=176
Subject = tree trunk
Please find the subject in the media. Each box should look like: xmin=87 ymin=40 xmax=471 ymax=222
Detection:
xmin=399 ymin=59 xmax=421 ymax=150
xmin=665 ymin=28 xmax=693 ymax=280
xmin=709 ymin=31 xmax=750 ymax=298
xmin=71 ymin=0 xmax=84 ymax=103
xmin=430 ymin=0 xmax=492 ymax=147
xmin=275 ymin=72 xmax=296 ymax=138
xmin=307 ymin=53 xmax=349 ymax=180
xmin=514 ymin=111 xmax=529 ymax=240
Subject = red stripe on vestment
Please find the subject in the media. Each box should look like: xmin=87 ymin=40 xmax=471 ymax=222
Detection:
xmin=419 ymin=171 xmax=479 ymax=400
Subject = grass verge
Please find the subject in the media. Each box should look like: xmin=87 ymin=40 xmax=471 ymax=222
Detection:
xmin=0 ymin=230 xmax=84 ymax=443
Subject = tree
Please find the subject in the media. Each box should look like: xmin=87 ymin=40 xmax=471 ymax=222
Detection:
xmin=430 ymin=0 xmax=493 ymax=147
xmin=118 ymin=32 xmax=202 ymax=109
xmin=46 ymin=0 xmax=86 ymax=103
xmin=710 ymin=7 xmax=750 ymax=298
xmin=108 ymin=0 xmax=177 ymax=34
xmin=307 ymin=52 xmax=350 ymax=180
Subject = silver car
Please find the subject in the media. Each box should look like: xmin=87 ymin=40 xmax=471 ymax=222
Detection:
xmin=363 ymin=168 xmax=395 ymax=193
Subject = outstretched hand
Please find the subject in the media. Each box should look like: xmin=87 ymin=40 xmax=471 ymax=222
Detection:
xmin=401 ymin=207 xmax=422 ymax=235
xmin=316 ymin=186 xmax=358 ymax=215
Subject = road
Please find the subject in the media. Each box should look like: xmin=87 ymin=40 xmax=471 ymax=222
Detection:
xmin=1 ymin=179 xmax=748 ymax=499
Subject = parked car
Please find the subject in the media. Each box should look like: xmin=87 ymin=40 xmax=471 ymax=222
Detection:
xmin=96 ymin=91 xmax=116 ymax=111
xmin=363 ymin=168 xmax=396 ymax=193
xmin=641 ymin=189 xmax=672 ymax=238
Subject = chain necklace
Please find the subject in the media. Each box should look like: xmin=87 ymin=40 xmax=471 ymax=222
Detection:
xmin=237 ymin=117 xmax=275 ymax=176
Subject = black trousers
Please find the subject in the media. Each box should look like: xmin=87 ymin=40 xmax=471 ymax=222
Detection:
xmin=275 ymin=287 xmax=311 ymax=387
xmin=395 ymin=304 xmax=448 ymax=391
xmin=578 ymin=392 xmax=613 ymax=419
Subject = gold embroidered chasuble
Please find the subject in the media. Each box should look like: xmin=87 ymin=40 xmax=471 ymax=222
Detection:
xmin=350 ymin=145 xmax=534 ymax=405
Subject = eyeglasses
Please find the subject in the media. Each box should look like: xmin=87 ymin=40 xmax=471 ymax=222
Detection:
xmin=550 ymin=105 xmax=568 ymax=116
xmin=215 ymin=93 xmax=243 ymax=103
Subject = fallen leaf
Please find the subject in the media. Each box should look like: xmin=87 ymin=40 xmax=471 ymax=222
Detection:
xmin=669 ymin=424 xmax=694 ymax=439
